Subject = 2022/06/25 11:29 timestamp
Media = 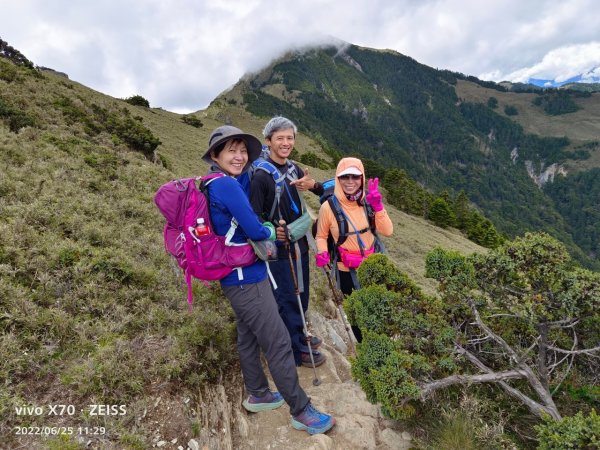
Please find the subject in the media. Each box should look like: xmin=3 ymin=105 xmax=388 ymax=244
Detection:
xmin=14 ymin=426 xmax=106 ymax=436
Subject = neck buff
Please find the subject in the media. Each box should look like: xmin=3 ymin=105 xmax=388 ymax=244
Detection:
xmin=345 ymin=189 xmax=362 ymax=202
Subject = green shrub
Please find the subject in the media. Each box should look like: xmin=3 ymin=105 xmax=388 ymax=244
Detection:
xmin=53 ymin=98 xmax=161 ymax=158
xmin=371 ymin=350 xmax=425 ymax=420
xmin=428 ymin=197 xmax=456 ymax=228
xmin=0 ymin=96 xmax=36 ymax=131
xmin=344 ymin=285 xmax=403 ymax=334
xmin=92 ymin=104 xmax=161 ymax=158
xmin=0 ymin=59 xmax=21 ymax=83
xmin=532 ymin=91 xmax=580 ymax=115
xmin=504 ymin=104 xmax=518 ymax=115
xmin=351 ymin=332 xmax=397 ymax=402
xmin=298 ymin=150 xmax=331 ymax=169
xmin=424 ymin=246 xmax=475 ymax=293
xmin=357 ymin=253 xmax=421 ymax=295
xmin=535 ymin=409 xmax=600 ymax=449
xmin=181 ymin=114 xmax=203 ymax=128
xmin=487 ymin=97 xmax=498 ymax=109
xmin=124 ymin=95 xmax=150 ymax=107
xmin=155 ymin=152 xmax=172 ymax=170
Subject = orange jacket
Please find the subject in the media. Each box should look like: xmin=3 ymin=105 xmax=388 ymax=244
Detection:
xmin=315 ymin=157 xmax=393 ymax=272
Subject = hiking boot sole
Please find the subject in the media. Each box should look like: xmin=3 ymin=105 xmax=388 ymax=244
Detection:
xmin=308 ymin=336 xmax=322 ymax=350
xmin=291 ymin=416 xmax=336 ymax=435
xmin=242 ymin=397 xmax=285 ymax=413
xmin=301 ymin=355 xmax=326 ymax=368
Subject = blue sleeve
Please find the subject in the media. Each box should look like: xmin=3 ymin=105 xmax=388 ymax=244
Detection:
xmin=212 ymin=177 xmax=271 ymax=241
xmin=237 ymin=171 xmax=251 ymax=195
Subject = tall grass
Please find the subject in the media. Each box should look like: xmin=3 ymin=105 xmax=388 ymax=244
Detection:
xmin=0 ymin=61 xmax=238 ymax=446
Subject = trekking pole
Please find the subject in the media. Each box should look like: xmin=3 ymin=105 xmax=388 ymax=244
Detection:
xmin=281 ymin=222 xmax=321 ymax=386
xmin=322 ymin=264 xmax=357 ymax=357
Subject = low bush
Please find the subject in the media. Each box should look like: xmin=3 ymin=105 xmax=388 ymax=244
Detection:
xmin=124 ymin=95 xmax=150 ymax=107
xmin=535 ymin=409 xmax=600 ymax=449
xmin=0 ymin=96 xmax=36 ymax=131
xmin=181 ymin=115 xmax=203 ymax=128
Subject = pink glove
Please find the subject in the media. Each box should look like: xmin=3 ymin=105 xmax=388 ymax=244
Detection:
xmin=315 ymin=251 xmax=330 ymax=267
xmin=366 ymin=177 xmax=384 ymax=212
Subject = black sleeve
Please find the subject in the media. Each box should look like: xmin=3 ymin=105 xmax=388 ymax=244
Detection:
xmin=250 ymin=170 xmax=274 ymax=223
xmin=309 ymin=181 xmax=325 ymax=197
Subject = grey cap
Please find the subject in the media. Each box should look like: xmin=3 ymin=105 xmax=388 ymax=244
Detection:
xmin=202 ymin=125 xmax=262 ymax=166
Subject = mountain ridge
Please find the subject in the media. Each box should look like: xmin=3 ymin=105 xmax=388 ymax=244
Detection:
xmin=215 ymin=42 xmax=600 ymax=269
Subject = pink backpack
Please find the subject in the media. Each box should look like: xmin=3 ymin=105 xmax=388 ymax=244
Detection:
xmin=154 ymin=174 xmax=257 ymax=311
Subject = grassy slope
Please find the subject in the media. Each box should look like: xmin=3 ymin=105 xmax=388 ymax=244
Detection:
xmin=1 ymin=62 xmax=483 ymax=447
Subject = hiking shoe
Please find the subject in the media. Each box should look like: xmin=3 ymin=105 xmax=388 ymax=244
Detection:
xmin=308 ymin=335 xmax=322 ymax=350
xmin=300 ymin=351 xmax=326 ymax=367
xmin=291 ymin=403 xmax=336 ymax=435
xmin=242 ymin=390 xmax=284 ymax=412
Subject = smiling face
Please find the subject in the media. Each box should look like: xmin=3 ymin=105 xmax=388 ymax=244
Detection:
xmin=338 ymin=174 xmax=362 ymax=195
xmin=210 ymin=139 xmax=248 ymax=176
xmin=265 ymin=128 xmax=295 ymax=164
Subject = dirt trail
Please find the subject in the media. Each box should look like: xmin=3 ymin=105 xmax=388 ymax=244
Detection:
xmin=230 ymin=311 xmax=413 ymax=450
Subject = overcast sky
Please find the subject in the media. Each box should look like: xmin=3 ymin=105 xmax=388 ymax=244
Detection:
xmin=2 ymin=0 xmax=599 ymax=113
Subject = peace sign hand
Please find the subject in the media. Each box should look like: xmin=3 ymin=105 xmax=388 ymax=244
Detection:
xmin=366 ymin=177 xmax=384 ymax=212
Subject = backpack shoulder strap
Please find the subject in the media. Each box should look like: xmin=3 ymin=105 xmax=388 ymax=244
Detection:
xmin=285 ymin=160 xmax=299 ymax=181
xmin=364 ymin=199 xmax=386 ymax=253
xmin=364 ymin=201 xmax=376 ymax=232
xmin=252 ymin=160 xmax=285 ymax=184
xmin=327 ymin=196 xmax=348 ymax=247
xmin=252 ymin=160 xmax=290 ymax=221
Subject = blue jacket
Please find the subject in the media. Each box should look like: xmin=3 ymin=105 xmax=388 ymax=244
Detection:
xmin=206 ymin=174 xmax=271 ymax=286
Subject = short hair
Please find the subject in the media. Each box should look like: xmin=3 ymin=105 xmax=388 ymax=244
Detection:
xmin=262 ymin=116 xmax=297 ymax=140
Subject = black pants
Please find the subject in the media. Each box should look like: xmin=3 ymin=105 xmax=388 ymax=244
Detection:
xmin=338 ymin=269 xmax=363 ymax=343
xmin=269 ymin=252 xmax=311 ymax=365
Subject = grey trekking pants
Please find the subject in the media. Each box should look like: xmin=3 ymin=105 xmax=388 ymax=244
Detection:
xmin=222 ymin=278 xmax=310 ymax=416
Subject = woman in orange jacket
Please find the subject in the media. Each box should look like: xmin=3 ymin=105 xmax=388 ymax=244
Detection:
xmin=314 ymin=157 xmax=393 ymax=341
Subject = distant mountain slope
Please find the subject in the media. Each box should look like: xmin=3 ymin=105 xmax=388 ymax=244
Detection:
xmin=216 ymin=43 xmax=599 ymax=268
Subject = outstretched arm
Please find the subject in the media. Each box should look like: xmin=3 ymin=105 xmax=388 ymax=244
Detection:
xmin=290 ymin=167 xmax=324 ymax=196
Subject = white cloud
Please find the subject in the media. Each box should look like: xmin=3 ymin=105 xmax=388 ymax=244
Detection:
xmin=485 ymin=42 xmax=600 ymax=83
xmin=2 ymin=0 xmax=600 ymax=112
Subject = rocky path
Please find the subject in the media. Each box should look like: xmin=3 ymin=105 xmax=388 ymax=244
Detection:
xmin=144 ymin=307 xmax=413 ymax=450
xmin=230 ymin=311 xmax=413 ymax=450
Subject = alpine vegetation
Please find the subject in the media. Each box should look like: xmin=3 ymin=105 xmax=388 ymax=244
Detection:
xmin=348 ymin=235 xmax=600 ymax=445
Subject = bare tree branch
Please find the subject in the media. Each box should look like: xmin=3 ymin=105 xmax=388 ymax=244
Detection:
xmin=481 ymin=280 xmax=527 ymax=298
xmin=538 ymin=322 xmax=550 ymax=391
xmin=467 ymin=337 xmax=492 ymax=345
xmin=466 ymin=297 xmax=520 ymax=364
xmin=456 ymin=345 xmax=561 ymax=420
xmin=485 ymin=313 xmax=523 ymax=320
xmin=464 ymin=299 xmax=562 ymax=420
xmin=547 ymin=318 xmax=580 ymax=329
xmin=551 ymin=329 xmax=577 ymax=396
xmin=546 ymin=344 xmax=600 ymax=355
xmin=518 ymin=337 xmax=540 ymax=364
xmin=419 ymin=369 xmax=527 ymax=400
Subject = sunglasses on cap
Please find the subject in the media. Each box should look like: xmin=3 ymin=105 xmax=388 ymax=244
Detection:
xmin=338 ymin=174 xmax=361 ymax=180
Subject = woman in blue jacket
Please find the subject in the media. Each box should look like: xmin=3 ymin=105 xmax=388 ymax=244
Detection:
xmin=202 ymin=125 xmax=335 ymax=435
